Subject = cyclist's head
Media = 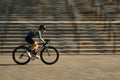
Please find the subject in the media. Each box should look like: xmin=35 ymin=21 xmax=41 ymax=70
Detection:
xmin=39 ymin=24 xmax=46 ymax=33
xmin=39 ymin=25 xmax=46 ymax=30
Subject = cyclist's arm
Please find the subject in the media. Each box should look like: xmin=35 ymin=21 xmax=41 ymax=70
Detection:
xmin=39 ymin=38 xmax=45 ymax=43
xmin=36 ymin=30 xmax=45 ymax=43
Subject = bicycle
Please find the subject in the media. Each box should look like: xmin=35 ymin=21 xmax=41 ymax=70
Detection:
xmin=12 ymin=39 xmax=59 ymax=65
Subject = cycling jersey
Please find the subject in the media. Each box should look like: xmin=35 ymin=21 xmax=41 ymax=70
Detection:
xmin=27 ymin=30 xmax=41 ymax=38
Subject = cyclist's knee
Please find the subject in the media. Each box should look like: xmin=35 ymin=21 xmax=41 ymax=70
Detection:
xmin=32 ymin=42 xmax=38 ymax=49
xmin=34 ymin=42 xmax=38 ymax=45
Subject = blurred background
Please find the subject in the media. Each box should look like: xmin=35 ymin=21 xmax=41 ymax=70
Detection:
xmin=0 ymin=0 xmax=120 ymax=54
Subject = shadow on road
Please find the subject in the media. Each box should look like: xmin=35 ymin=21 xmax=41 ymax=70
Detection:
xmin=0 ymin=64 xmax=17 ymax=66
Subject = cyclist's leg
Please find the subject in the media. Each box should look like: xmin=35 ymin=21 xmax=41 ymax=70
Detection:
xmin=25 ymin=36 xmax=39 ymax=58
xmin=31 ymin=42 xmax=40 ymax=59
xmin=31 ymin=42 xmax=38 ymax=52
xmin=25 ymin=36 xmax=34 ymax=57
xmin=27 ymin=39 xmax=38 ymax=55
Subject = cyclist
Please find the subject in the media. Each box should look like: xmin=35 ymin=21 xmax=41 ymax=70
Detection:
xmin=25 ymin=24 xmax=47 ymax=59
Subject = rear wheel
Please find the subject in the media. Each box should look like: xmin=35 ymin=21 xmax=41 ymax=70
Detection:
xmin=40 ymin=46 xmax=59 ymax=65
xmin=12 ymin=46 xmax=30 ymax=65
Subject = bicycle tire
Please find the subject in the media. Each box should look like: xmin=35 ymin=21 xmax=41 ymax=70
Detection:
xmin=40 ymin=46 xmax=59 ymax=65
xmin=12 ymin=46 xmax=30 ymax=65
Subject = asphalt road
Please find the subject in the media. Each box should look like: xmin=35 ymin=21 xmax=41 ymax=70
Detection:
xmin=0 ymin=54 xmax=120 ymax=80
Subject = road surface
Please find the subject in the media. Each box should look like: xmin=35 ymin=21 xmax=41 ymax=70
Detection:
xmin=0 ymin=54 xmax=120 ymax=80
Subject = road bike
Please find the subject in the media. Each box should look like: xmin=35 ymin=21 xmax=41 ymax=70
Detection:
xmin=12 ymin=39 xmax=59 ymax=65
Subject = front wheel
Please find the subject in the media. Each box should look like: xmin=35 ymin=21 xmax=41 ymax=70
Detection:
xmin=40 ymin=46 xmax=59 ymax=65
xmin=12 ymin=46 xmax=31 ymax=65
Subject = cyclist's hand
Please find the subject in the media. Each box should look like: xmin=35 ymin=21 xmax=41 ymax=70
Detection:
xmin=44 ymin=41 xmax=48 ymax=45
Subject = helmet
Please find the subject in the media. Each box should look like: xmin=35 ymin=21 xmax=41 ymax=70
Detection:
xmin=39 ymin=25 xmax=46 ymax=30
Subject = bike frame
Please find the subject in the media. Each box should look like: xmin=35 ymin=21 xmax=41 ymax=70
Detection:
xmin=28 ymin=39 xmax=50 ymax=55
xmin=39 ymin=40 xmax=50 ymax=56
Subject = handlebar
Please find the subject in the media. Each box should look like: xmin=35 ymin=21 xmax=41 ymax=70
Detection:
xmin=43 ymin=39 xmax=50 ymax=46
xmin=45 ymin=39 xmax=50 ymax=42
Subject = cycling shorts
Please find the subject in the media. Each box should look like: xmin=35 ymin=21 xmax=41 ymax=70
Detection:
xmin=25 ymin=36 xmax=35 ymax=44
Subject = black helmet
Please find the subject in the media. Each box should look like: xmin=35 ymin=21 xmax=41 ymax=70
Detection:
xmin=39 ymin=25 xmax=46 ymax=30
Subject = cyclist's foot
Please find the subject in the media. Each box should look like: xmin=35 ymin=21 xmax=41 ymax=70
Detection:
xmin=27 ymin=51 xmax=31 ymax=58
xmin=35 ymin=55 xmax=40 ymax=59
